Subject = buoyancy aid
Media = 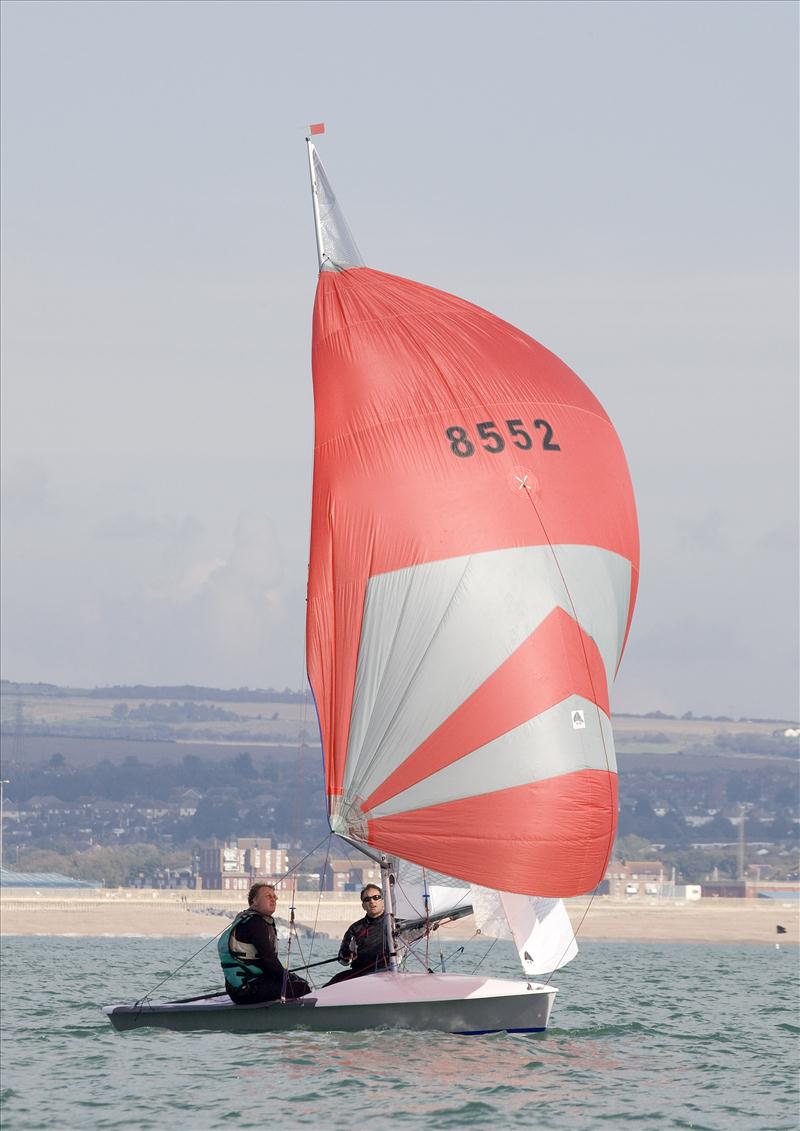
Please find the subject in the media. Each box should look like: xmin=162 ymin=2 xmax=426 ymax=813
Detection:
xmin=217 ymin=909 xmax=269 ymax=990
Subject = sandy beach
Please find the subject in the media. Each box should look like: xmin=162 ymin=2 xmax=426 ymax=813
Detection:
xmin=1 ymin=891 xmax=797 ymax=945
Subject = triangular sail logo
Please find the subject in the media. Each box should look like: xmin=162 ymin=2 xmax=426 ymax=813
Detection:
xmin=572 ymin=710 xmax=586 ymax=729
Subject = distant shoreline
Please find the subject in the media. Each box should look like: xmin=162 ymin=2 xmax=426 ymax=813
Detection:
xmin=1 ymin=894 xmax=796 ymax=946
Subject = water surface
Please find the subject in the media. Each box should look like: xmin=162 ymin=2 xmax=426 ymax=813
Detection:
xmin=2 ymin=936 xmax=797 ymax=1129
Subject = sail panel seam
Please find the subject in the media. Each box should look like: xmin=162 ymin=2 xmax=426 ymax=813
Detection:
xmin=522 ymin=491 xmax=618 ymax=889
xmin=313 ymin=400 xmax=615 ymax=455
xmin=369 ymin=754 xmax=614 ymax=820
xmin=347 ymin=557 xmax=476 ymax=802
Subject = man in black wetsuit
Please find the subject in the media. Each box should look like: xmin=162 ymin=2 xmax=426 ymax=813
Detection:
xmin=325 ymin=884 xmax=392 ymax=986
xmin=219 ymin=882 xmax=310 ymax=1004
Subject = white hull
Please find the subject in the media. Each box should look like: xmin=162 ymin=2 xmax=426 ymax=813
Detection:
xmin=104 ymin=971 xmax=557 ymax=1035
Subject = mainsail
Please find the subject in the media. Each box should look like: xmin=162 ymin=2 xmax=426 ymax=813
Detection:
xmin=393 ymin=862 xmax=577 ymax=976
xmin=306 ymin=142 xmax=639 ymax=899
xmin=471 ymin=888 xmax=578 ymax=977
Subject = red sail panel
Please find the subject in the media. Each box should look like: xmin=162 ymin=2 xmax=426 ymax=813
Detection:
xmin=307 ymin=265 xmax=639 ymax=895
xmin=367 ymin=771 xmax=619 ymax=898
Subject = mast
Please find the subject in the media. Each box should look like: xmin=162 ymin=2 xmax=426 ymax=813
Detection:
xmin=306 ymin=138 xmax=325 ymax=271
xmin=380 ymin=853 xmax=399 ymax=972
xmin=303 ymin=127 xmax=364 ymax=277
xmin=737 ymin=805 xmax=746 ymax=882
xmin=340 ymin=835 xmax=397 ymax=971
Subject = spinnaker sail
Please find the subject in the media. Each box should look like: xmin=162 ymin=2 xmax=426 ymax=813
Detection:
xmin=306 ymin=142 xmax=639 ymax=898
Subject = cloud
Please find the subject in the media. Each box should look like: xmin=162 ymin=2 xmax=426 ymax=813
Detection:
xmin=88 ymin=513 xmax=303 ymax=688
xmin=1 ymin=459 xmax=55 ymax=518
xmin=630 ymin=616 xmax=744 ymax=665
xmin=758 ymin=526 xmax=799 ymax=553
xmin=159 ymin=556 xmax=226 ymax=603
xmin=94 ymin=512 xmax=203 ymax=542
xmin=674 ymin=510 xmax=731 ymax=553
xmin=187 ymin=514 xmax=286 ymax=653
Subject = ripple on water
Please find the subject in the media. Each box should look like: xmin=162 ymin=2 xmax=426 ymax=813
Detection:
xmin=2 ymin=938 xmax=799 ymax=1131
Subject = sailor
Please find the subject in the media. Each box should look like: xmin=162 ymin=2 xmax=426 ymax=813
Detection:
xmin=325 ymin=884 xmax=392 ymax=986
xmin=218 ymin=882 xmax=310 ymax=1004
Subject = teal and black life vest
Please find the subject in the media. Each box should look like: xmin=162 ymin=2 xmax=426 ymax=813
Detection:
xmin=217 ymin=909 xmax=266 ymax=990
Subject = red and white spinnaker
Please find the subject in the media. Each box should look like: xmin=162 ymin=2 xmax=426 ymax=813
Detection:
xmin=305 ymin=142 xmax=639 ymax=898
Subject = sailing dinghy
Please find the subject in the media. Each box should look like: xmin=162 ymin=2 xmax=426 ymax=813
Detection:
xmin=105 ymin=134 xmax=638 ymax=1035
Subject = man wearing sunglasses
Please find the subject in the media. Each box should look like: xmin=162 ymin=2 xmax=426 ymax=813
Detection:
xmin=324 ymin=884 xmax=392 ymax=986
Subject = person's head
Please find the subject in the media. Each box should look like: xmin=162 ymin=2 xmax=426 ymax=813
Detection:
xmin=360 ymin=884 xmax=384 ymax=918
xmin=248 ymin=882 xmax=277 ymax=915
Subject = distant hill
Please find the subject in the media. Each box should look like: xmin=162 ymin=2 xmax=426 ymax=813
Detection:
xmin=1 ymin=680 xmax=306 ymax=703
xmin=2 ymin=680 xmax=796 ymax=724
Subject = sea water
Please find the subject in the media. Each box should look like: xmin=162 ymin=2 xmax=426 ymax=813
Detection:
xmin=1 ymin=935 xmax=797 ymax=1130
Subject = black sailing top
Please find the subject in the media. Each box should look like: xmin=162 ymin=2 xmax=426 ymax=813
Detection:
xmin=337 ymin=912 xmax=391 ymax=971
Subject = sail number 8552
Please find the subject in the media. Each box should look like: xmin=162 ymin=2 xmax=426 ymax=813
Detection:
xmin=444 ymin=418 xmax=560 ymax=458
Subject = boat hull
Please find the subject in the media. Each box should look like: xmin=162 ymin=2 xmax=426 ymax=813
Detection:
xmin=104 ymin=972 xmax=557 ymax=1035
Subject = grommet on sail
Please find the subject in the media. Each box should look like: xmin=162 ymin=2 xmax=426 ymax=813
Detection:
xmin=306 ymin=140 xmax=639 ymax=899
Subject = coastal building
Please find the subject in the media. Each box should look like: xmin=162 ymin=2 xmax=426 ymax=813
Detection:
xmin=700 ymin=880 xmax=747 ymax=898
xmin=195 ymin=838 xmax=289 ymax=891
xmin=674 ymin=884 xmax=702 ymax=900
xmin=607 ymin=860 xmax=667 ymax=898
xmin=0 ymin=866 xmax=100 ymax=889
xmin=322 ymin=857 xmax=381 ymax=892
xmin=701 ymin=879 xmax=800 ymax=899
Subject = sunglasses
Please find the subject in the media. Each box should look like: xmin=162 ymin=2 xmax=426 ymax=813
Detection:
xmin=362 ymin=894 xmax=383 ymax=903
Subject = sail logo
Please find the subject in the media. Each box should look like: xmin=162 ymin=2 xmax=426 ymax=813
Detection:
xmin=571 ymin=710 xmax=586 ymax=729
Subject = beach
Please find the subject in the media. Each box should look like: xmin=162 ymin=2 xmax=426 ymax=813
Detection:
xmin=1 ymin=890 xmax=797 ymax=945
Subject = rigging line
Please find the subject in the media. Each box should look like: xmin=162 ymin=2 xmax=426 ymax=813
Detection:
xmin=391 ymin=869 xmax=438 ymax=920
xmin=402 ymin=949 xmax=430 ymax=972
xmin=281 ymin=880 xmax=313 ymax=996
xmin=305 ymin=832 xmax=334 ymax=970
xmin=274 ymin=832 xmax=335 ymax=886
xmin=135 ymin=926 xmax=230 ymax=1006
xmin=395 ymin=917 xmax=441 ymax=971
xmin=521 ymin=487 xmax=618 ymax=887
xmin=389 ymin=865 xmax=471 ymax=961
xmin=436 ymin=932 xmax=446 ymax=973
xmin=541 ymin=893 xmax=598 ymax=989
xmin=395 ymin=860 xmax=472 ymax=903
xmin=393 ymin=931 xmax=413 ymax=969
xmin=284 ymin=894 xmax=311 ymax=983
xmin=469 ymin=935 xmax=499 ymax=975
xmin=441 ymin=939 xmax=471 ymax=964
xmin=281 ymin=873 xmax=299 ymax=1001
xmin=287 ymin=664 xmax=312 ymax=878
xmin=288 ymin=933 xmax=309 ymax=986
xmin=282 ymin=662 xmax=313 ymax=985
xmin=132 ymin=834 xmax=334 ymax=1006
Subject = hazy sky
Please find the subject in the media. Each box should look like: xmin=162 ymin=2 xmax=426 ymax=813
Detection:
xmin=1 ymin=0 xmax=797 ymax=718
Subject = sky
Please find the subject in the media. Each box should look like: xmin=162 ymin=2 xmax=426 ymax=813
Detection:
xmin=1 ymin=0 xmax=797 ymax=719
